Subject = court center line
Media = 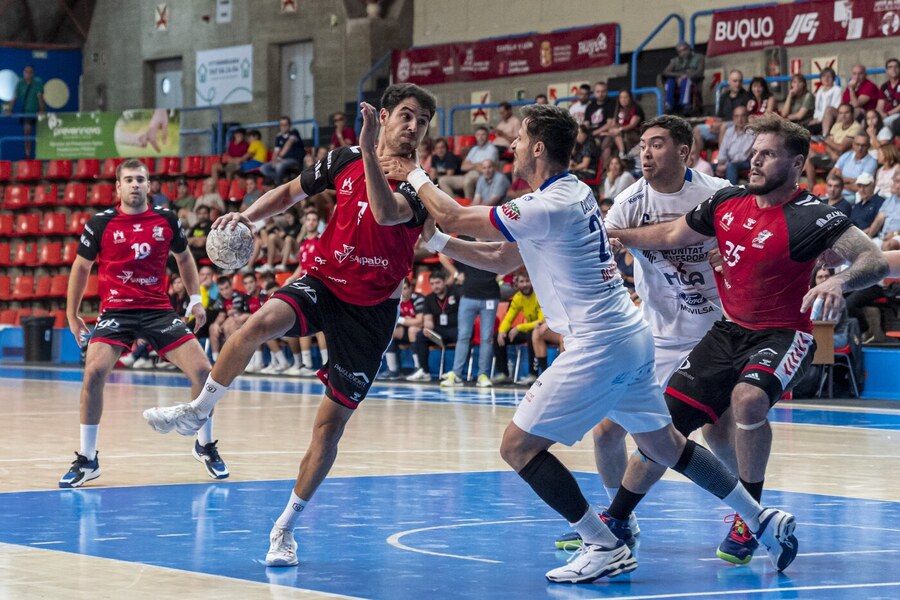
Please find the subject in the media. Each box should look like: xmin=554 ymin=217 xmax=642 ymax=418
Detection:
xmin=595 ymin=581 xmax=900 ymax=599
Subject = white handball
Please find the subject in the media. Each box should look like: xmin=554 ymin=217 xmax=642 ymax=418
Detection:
xmin=206 ymin=222 xmax=254 ymax=270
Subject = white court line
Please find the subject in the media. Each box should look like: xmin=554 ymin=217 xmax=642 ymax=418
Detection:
xmin=156 ymin=533 xmax=191 ymax=538
xmin=386 ymin=518 xmax=558 ymax=564
xmin=698 ymin=548 xmax=899 ymax=561
xmin=588 ymin=581 xmax=900 ymax=599
xmin=29 ymin=541 xmax=63 ymax=546
xmin=219 ymin=529 xmax=251 ymax=534
xmin=93 ymin=537 xmax=127 ymax=541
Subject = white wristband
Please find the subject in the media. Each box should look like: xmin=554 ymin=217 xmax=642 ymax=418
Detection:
xmin=186 ymin=294 xmax=203 ymax=317
xmin=425 ymin=230 xmax=450 ymax=254
xmin=398 ymin=316 xmax=406 ymax=327
xmin=408 ymin=167 xmax=431 ymax=193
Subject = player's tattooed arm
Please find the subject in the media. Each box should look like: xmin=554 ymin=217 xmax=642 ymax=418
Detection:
xmin=829 ymin=226 xmax=889 ymax=291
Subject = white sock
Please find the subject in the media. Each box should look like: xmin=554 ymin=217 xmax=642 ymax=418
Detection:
xmin=604 ymin=486 xmax=619 ymax=505
xmin=572 ymin=506 xmax=620 ymax=548
xmin=385 ymin=352 xmax=399 ymax=372
xmin=252 ymin=350 xmax=264 ymax=366
xmin=319 ymin=349 xmax=328 ymax=364
xmin=723 ymin=485 xmax=763 ymax=532
xmin=197 ymin=418 xmax=214 ymax=446
xmin=275 ymin=491 xmax=308 ymax=529
xmin=279 ymin=349 xmax=291 ymax=366
xmin=301 ymin=350 xmax=313 ymax=368
xmin=190 ymin=375 xmax=228 ymax=418
xmin=412 ymin=353 xmax=420 ymax=368
xmin=80 ymin=424 xmax=99 ymax=461
xmin=211 ymin=351 xmax=219 ymax=361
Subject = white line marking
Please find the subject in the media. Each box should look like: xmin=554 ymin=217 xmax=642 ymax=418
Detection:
xmin=156 ymin=533 xmax=191 ymax=538
xmin=219 ymin=529 xmax=251 ymax=534
xmin=599 ymin=581 xmax=900 ymax=599
xmin=29 ymin=541 xmax=63 ymax=546
xmin=93 ymin=537 xmax=127 ymax=541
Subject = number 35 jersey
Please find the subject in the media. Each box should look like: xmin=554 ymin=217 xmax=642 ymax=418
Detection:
xmin=606 ymin=169 xmax=729 ymax=348
xmin=78 ymin=206 xmax=188 ymax=313
xmin=686 ymin=187 xmax=851 ymax=333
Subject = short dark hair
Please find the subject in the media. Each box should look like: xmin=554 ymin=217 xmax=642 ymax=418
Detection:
xmin=434 ymin=137 xmax=449 ymax=148
xmin=475 ymin=125 xmax=489 ymax=134
xmin=116 ymin=158 xmax=148 ymax=181
xmin=234 ymin=127 xmax=246 ymax=137
xmin=429 ymin=269 xmax=448 ymax=281
xmin=826 ymin=173 xmax=844 ymax=188
xmin=820 ymin=66 xmax=836 ymax=79
xmin=279 ymin=115 xmax=291 ymax=122
xmin=499 ymin=101 xmax=512 ymax=111
xmin=380 ymin=83 xmax=437 ymax=120
xmin=534 ymin=93 xmax=548 ymax=102
xmin=640 ymin=114 xmax=693 ymax=150
xmin=886 ymin=58 xmax=899 ymax=69
xmin=747 ymin=113 xmax=810 ymax=159
xmin=248 ymin=129 xmax=261 ymax=138
xmin=217 ymin=275 xmax=232 ymax=286
xmin=519 ymin=104 xmax=578 ymax=168
xmin=579 ymin=84 xmax=591 ymax=92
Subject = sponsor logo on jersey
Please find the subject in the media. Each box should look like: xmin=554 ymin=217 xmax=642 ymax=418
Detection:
xmin=327 ymin=276 xmax=348 ymax=285
xmin=752 ymin=229 xmax=773 ymax=248
xmin=351 ymin=255 xmax=389 ymax=269
xmin=745 ymin=372 xmax=761 ymax=380
xmin=84 ymin=224 xmax=94 ymax=235
xmin=80 ymin=235 xmax=91 ymax=247
xmin=333 ymin=363 xmax=369 ymax=390
xmin=579 ymin=194 xmax=596 ymax=214
xmin=339 ymin=176 xmax=353 ymax=195
xmin=720 ymin=211 xmax=734 ymax=230
xmin=133 ymin=224 xmax=143 ymax=232
xmin=501 ymin=202 xmax=521 ymax=221
xmin=95 ymin=318 xmax=120 ymax=331
xmin=113 ymin=230 xmax=125 ymax=243
xmin=627 ymin=191 xmax=644 ymax=205
xmin=679 ymin=292 xmax=708 ymax=306
xmin=334 ymin=244 xmax=355 ymax=263
xmin=743 ymin=217 xmax=757 ymax=229
xmin=161 ymin=318 xmax=187 ymax=333
xmin=289 ymin=281 xmax=318 ymax=303
xmin=759 ymin=358 xmax=772 ymax=367
xmin=314 ymin=161 xmax=321 ymax=180
xmin=153 ymin=225 xmax=165 ymax=241
xmin=784 ymin=12 xmax=819 ymax=44
xmin=758 ymin=347 xmax=778 ymax=355
xmin=815 ymin=210 xmax=845 ymax=228
xmin=117 ymin=271 xmax=160 ymax=286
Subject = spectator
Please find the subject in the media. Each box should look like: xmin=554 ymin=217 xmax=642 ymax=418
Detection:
xmin=715 ymin=105 xmax=754 ymax=184
xmin=687 ymin=145 xmax=714 ymax=176
xmin=207 ymin=276 xmax=248 ymax=363
xmin=287 ymin=210 xmax=321 ymax=279
xmin=429 ymin=137 xmax=461 ymax=183
xmin=256 ymin=208 xmax=302 ymax=273
xmin=662 ymin=41 xmax=705 ymax=116
xmin=809 ymin=67 xmax=842 ymax=136
xmin=842 ymin=63 xmax=882 ymax=118
xmin=609 ymin=89 xmax=644 ymax=158
xmin=194 ymin=177 xmax=225 ymax=218
xmin=878 ymin=58 xmax=900 ymax=130
xmin=569 ymin=125 xmax=600 ymax=182
xmin=746 ymin=77 xmax=777 ymax=117
xmin=441 ymin=249 xmax=501 ymax=388
xmin=876 ymin=144 xmax=900 ymax=198
xmin=601 ymin=155 xmax=636 ymax=200
xmin=534 ymin=93 xmax=549 ymax=105
xmin=438 ymin=126 xmax=498 ymax=199
xmin=492 ymin=102 xmax=520 ymax=153
xmin=472 ymin=159 xmax=509 ymax=206
xmin=260 ymin=116 xmax=305 ymax=184
xmin=149 ymin=179 xmax=170 ymax=208
xmin=599 ymin=197 xmax=614 ymax=220
xmin=805 ymin=103 xmax=862 ymax=185
xmin=585 ymin=81 xmax=617 ymax=139
xmin=865 ymin=109 xmax=893 ymax=152
xmin=694 ymin=69 xmax=750 ymax=151
xmin=239 ymin=177 xmax=263 ymax=211
xmin=832 ymin=134 xmax=879 ymax=202
xmin=304 ymin=146 xmax=328 ymax=169
xmin=242 ymin=130 xmax=267 ymax=171
xmin=418 ymin=137 xmax=434 ymax=173
xmin=568 ymin=84 xmax=591 ymax=125
xmin=381 ymin=277 xmax=425 ymax=379
xmin=406 ymin=270 xmax=461 ymax=382
xmin=821 ymin=174 xmax=852 ymax=217
xmin=211 ymin=128 xmax=250 ymax=181
xmin=187 ymin=205 xmax=213 ymax=264
xmin=330 ymin=112 xmax=357 ymax=149
xmin=531 ymin=320 xmax=564 ymax=376
xmin=865 ymin=170 xmax=900 ymax=241
xmin=492 ymin=271 xmax=542 ymax=385
xmin=848 ymin=173 xmax=885 ymax=231
xmin=779 ymin=75 xmax=815 ymax=128
xmin=506 ymin=177 xmax=531 ymax=200
xmin=7 ymin=65 xmax=45 ymax=158
xmin=172 ymin=178 xmax=196 ymax=223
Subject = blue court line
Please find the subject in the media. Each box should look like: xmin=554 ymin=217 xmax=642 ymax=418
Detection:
xmin=0 ymin=473 xmax=898 ymax=599
xmin=3 ymin=365 xmax=900 ymax=431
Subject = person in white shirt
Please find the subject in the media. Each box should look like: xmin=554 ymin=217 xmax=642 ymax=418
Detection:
xmin=809 ymin=67 xmax=842 ymax=137
xmin=715 ymin=106 xmax=755 ymax=183
xmin=568 ymin=84 xmax=591 ymax=125
xmin=387 ymin=103 xmax=799 ymax=584
xmin=601 ymin=155 xmax=636 ymax=200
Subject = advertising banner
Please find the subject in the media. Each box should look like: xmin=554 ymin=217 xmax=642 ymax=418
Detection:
xmin=708 ymin=0 xmax=900 ymax=57
xmin=36 ymin=109 xmax=180 ymax=159
xmin=195 ymin=44 xmax=252 ymax=105
xmin=392 ymin=23 xmax=617 ymax=85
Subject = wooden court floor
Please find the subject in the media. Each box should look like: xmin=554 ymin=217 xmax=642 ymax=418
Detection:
xmin=1 ymin=366 xmax=898 ymax=599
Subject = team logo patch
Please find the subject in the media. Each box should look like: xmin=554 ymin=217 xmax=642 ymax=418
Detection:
xmin=501 ymin=202 xmax=521 ymax=221
xmin=720 ymin=211 xmax=734 ymax=230
xmin=752 ymin=229 xmax=773 ymax=249
xmin=113 ymin=230 xmax=125 ymax=243
xmin=340 ymin=177 xmax=353 ymax=194
xmin=133 ymin=224 xmax=143 ymax=232
xmin=743 ymin=217 xmax=757 ymax=229
xmin=152 ymin=225 xmax=165 ymax=241
xmin=334 ymin=244 xmax=355 ymax=263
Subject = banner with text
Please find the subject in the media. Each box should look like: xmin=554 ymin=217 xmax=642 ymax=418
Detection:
xmin=195 ymin=44 xmax=252 ymax=105
xmin=392 ymin=23 xmax=617 ymax=85
xmin=708 ymin=0 xmax=900 ymax=57
xmin=36 ymin=109 xmax=180 ymax=159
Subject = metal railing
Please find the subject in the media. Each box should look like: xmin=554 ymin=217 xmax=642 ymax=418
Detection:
xmin=631 ymin=13 xmax=685 ymax=116
xmin=178 ymin=105 xmax=224 ymax=155
xmin=224 ymin=119 xmax=320 ymax=152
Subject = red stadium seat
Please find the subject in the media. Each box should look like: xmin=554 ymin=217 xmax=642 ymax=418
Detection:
xmin=89 ymin=183 xmax=115 ymax=206
xmin=42 ymin=212 xmax=68 ymax=235
xmin=12 ymin=275 xmax=35 ymax=299
xmin=67 ymin=213 xmax=90 ymax=235
xmin=14 ymin=308 xmax=33 ymax=325
xmin=161 ymin=181 xmax=177 ymax=200
xmin=99 ymin=158 xmax=124 ymax=180
xmin=63 ymin=182 xmax=88 ymax=206
xmin=181 ymin=156 xmax=205 ymax=177
xmin=73 ymin=159 xmax=100 ymax=180
xmin=4 ymin=184 xmax=31 ymax=209
xmin=14 ymin=213 xmax=40 ymax=236
xmin=0 ymin=243 xmax=10 ymax=266
xmin=158 ymin=156 xmax=181 ymax=177
xmin=34 ymin=276 xmax=52 ymax=298
xmin=0 ymin=214 xmax=12 ymax=236
xmin=84 ymin=274 xmax=99 ymax=299
xmin=414 ymin=271 xmax=432 ymax=296
xmin=13 ymin=242 xmax=38 ymax=266
xmin=33 ymin=184 xmax=59 ymax=207
xmin=50 ymin=309 xmax=67 ymax=328
xmin=61 ymin=240 xmax=80 ymax=263
xmin=217 ymin=178 xmax=229 ymax=199
xmin=0 ymin=160 xmax=11 ymax=181
xmin=46 ymin=160 xmax=72 ymax=180
xmin=0 ymin=309 xmax=15 ymax=324
xmin=191 ymin=179 xmax=204 ymax=198
xmin=38 ymin=241 xmax=63 ymax=266
xmin=139 ymin=157 xmax=156 ymax=175
xmin=49 ymin=274 xmax=68 ymax=297
xmin=13 ymin=160 xmax=41 ymax=181
xmin=0 ymin=276 xmax=9 ymax=300
xmin=203 ymin=155 xmax=219 ymax=176
xmin=226 ymin=178 xmax=245 ymax=200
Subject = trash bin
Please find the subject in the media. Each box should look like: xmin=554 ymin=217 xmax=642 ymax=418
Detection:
xmin=22 ymin=316 xmax=55 ymax=362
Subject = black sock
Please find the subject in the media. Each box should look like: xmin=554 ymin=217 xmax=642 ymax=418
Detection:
xmin=740 ymin=478 xmax=764 ymax=503
xmin=537 ymin=357 xmax=548 ymax=372
xmin=673 ymin=439 xmax=739 ymax=500
xmin=607 ymin=486 xmax=645 ymax=521
xmin=518 ymin=450 xmax=589 ymax=523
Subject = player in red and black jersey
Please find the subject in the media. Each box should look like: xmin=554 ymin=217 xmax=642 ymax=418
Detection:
xmin=607 ymin=114 xmax=888 ymax=563
xmin=143 ymin=83 xmax=436 ymax=566
xmin=62 ymin=159 xmax=228 ymax=489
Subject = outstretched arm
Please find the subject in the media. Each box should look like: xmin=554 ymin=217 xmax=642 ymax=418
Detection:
xmin=359 ymin=102 xmax=414 ymax=225
xmin=422 ymin=218 xmax=523 ymax=275
xmin=607 ymin=215 xmax=710 ymax=250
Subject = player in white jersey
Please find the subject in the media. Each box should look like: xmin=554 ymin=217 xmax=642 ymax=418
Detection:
xmin=386 ymin=103 xmax=798 ymax=583
xmin=555 ymin=115 xmax=734 ymax=550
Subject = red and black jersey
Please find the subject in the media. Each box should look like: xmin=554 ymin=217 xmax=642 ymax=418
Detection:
xmin=299 ymin=146 xmax=428 ymax=306
xmin=400 ymin=292 xmax=425 ymax=319
xmin=246 ymin=292 xmax=264 ymax=314
xmin=881 ymin=80 xmax=900 ymax=112
xmin=212 ymin=290 xmax=248 ymax=313
xmin=78 ymin=206 xmax=187 ymax=313
xmin=297 ymin=236 xmax=319 ymax=276
xmin=686 ymin=188 xmax=852 ymax=333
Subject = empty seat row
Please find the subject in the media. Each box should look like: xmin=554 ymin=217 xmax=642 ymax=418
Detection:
xmin=0 ymin=308 xmax=67 ymax=328
xmin=2 ymin=182 xmax=116 ymax=209
xmin=0 ymin=274 xmax=96 ymax=301
xmin=0 ymin=239 xmax=82 ymax=267
xmin=0 ymin=156 xmax=222 ymax=183
xmin=0 ymin=211 xmax=92 ymax=237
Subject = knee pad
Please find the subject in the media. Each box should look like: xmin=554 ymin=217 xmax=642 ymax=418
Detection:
xmin=735 ymin=419 xmax=767 ymax=431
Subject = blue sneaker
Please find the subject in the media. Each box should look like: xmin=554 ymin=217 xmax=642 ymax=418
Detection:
xmin=192 ymin=440 xmax=229 ymax=479
xmin=717 ymin=514 xmax=759 ymax=564
xmin=754 ymin=508 xmax=798 ymax=572
xmin=59 ymin=452 xmax=101 ymax=488
xmin=554 ymin=510 xmax=636 ymax=550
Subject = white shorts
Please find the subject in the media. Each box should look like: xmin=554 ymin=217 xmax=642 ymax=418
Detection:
xmin=653 ymin=340 xmax=698 ymax=387
xmin=513 ymin=329 xmax=672 ymax=446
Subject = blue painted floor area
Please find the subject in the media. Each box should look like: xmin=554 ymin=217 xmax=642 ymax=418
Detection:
xmin=4 ymin=365 xmax=900 ymax=431
xmin=0 ymin=473 xmax=898 ymax=599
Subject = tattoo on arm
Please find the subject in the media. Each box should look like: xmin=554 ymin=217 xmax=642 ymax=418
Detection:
xmin=830 ymin=227 xmax=889 ymax=291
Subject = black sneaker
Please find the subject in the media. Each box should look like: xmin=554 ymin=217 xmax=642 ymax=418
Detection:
xmin=59 ymin=452 xmax=101 ymax=488
xmin=192 ymin=440 xmax=229 ymax=479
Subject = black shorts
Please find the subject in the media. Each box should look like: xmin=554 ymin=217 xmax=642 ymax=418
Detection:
xmin=665 ymin=319 xmax=816 ymax=435
xmin=90 ymin=309 xmax=196 ymax=356
xmin=272 ymin=275 xmax=399 ymax=409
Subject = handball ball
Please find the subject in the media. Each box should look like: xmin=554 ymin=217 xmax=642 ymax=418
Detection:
xmin=206 ymin=223 xmax=254 ymax=270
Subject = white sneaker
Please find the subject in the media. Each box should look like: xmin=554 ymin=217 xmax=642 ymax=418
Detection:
xmin=143 ymin=403 xmax=209 ymax=436
xmin=157 ymin=361 xmax=177 ymax=370
xmin=405 ymin=368 xmax=431 ymax=382
xmin=476 ymin=374 xmax=492 ymax=388
xmin=545 ymin=541 xmax=636 ymax=584
xmin=490 ymin=373 xmax=510 ymax=384
xmin=518 ymin=373 xmax=538 ymax=385
xmin=255 ymin=264 xmax=274 ymax=273
xmin=440 ymin=372 xmax=463 ymax=387
xmin=265 ymin=526 xmax=299 ymax=567
xmin=133 ymin=357 xmax=155 ymax=369
xmin=245 ymin=357 xmax=265 ymax=373
xmin=119 ymin=354 xmax=135 ymax=368
xmin=260 ymin=364 xmax=281 ymax=375
xmin=754 ymin=508 xmax=798 ymax=572
xmin=288 ymin=365 xmax=318 ymax=377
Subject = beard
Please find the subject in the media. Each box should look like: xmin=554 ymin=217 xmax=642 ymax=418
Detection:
xmin=746 ymin=168 xmax=790 ymax=195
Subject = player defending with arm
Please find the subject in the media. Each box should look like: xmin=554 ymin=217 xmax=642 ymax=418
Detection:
xmin=143 ymin=84 xmax=436 ymax=568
